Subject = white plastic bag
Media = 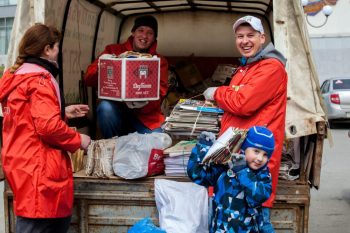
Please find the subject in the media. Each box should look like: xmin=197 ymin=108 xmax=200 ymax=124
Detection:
xmin=113 ymin=132 xmax=172 ymax=179
xmin=154 ymin=179 xmax=209 ymax=233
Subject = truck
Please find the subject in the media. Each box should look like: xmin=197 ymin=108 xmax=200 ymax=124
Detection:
xmin=1 ymin=0 xmax=327 ymax=232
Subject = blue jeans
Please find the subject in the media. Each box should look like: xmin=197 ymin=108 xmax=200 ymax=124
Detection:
xmin=16 ymin=216 xmax=71 ymax=233
xmin=97 ymin=100 xmax=162 ymax=138
xmin=260 ymin=207 xmax=275 ymax=233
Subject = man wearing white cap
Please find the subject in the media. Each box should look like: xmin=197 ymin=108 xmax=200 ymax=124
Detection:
xmin=203 ymin=15 xmax=288 ymax=232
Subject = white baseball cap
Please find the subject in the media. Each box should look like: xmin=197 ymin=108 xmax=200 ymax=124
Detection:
xmin=233 ymin=15 xmax=264 ymax=34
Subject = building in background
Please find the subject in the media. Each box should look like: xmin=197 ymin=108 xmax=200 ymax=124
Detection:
xmin=304 ymin=0 xmax=350 ymax=85
xmin=0 ymin=0 xmax=16 ymax=75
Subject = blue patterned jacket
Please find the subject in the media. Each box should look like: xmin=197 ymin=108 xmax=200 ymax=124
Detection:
xmin=187 ymin=141 xmax=272 ymax=233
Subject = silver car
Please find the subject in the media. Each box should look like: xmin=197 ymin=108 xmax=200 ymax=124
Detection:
xmin=320 ymin=77 xmax=350 ymax=128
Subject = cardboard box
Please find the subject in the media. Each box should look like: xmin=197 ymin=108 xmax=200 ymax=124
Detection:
xmin=98 ymin=54 xmax=160 ymax=101
xmin=174 ymin=61 xmax=203 ymax=88
xmin=211 ymin=64 xmax=236 ymax=83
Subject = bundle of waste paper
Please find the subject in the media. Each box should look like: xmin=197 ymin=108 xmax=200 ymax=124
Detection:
xmin=202 ymin=127 xmax=247 ymax=165
xmin=163 ymin=99 xmax=223 ymax=139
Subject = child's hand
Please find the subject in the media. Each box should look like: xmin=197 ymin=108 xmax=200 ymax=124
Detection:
xmin=226 ymin=153 xmax=247 ymax=173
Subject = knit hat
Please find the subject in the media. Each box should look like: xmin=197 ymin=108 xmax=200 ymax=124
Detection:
xmin=241 ymin=126 xmax=275 ymax=158
xmin=131 ymin=15 xmax=158 ymax=38
xmin=233 ymin=15 xmax=264 ymax=34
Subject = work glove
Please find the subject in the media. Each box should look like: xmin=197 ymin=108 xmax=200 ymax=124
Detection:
xmin=198 ymin=131 xmax=216 ymax=146
xmin=125 ymin=101 xmax=149 ymax=109
xmin=226 ymin=153 xmax=247 ymax=173
xmin=203 ymin=87 xmax=218 ymax=101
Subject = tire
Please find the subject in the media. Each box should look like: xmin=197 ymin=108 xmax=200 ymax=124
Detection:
xmin=328 ymin=120 xmax=335 ymax=129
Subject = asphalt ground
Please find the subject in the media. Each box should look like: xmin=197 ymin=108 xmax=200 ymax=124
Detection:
xmin=309 ymin=125 xmax=350 ymax=233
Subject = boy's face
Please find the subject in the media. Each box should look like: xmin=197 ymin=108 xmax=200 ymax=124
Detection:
xmin=244 ymin=147 xmax=268 ymax=170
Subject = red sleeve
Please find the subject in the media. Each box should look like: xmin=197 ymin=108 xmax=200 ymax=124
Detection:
xmin=136 ymin=55 xmax=169 ymax=114
xmin=30 ymin=75 xmax=81 ymax=153
xmin=84 ymin=44 xmax=122 ymax=87
xmin=215 ymin=60 xmax=286 ymax=117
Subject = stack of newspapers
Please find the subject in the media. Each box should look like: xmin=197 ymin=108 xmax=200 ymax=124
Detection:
xmin=164 ymin=99 xmax=223 ymax=139
xmin=163 ymin=140 xmax=197 ymax=176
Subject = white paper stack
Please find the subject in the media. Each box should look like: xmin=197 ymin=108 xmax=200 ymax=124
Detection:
xmin=164 ymin=156 xmax=190 ymax=176
xmin=163 ymin=140 xmax=197 ymax=176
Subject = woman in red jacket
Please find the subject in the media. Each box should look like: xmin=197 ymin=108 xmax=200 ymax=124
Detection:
xmin=0 ymin=24 xmax=91 ymax=233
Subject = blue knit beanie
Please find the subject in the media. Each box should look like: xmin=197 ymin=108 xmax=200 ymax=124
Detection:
xmin=241 ymin=126 xmax=275 ymax=158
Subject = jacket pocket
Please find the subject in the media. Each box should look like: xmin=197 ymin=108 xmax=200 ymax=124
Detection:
xmin=44 ymin=149 xmax=69 ymax=181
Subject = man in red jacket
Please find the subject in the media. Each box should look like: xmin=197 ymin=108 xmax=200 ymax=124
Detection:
xmin=84 ymin=15 xmax=168 ymax=138
xmin=203 ymin=15 xmax=288 ymax=232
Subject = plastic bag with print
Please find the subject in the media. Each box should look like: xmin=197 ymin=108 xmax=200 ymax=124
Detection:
xmin=113 ymin=132 xmax=172 ymax=179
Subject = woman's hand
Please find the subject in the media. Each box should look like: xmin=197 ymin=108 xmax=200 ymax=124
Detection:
xmin=65 ymin=104 xmax=89 ymax=119
xmin=80 ymin=133 xmax=91 ymax=151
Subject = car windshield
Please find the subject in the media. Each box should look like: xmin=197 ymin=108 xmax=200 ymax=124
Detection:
xmin=332 ymin=79 xmax=350 ymax=90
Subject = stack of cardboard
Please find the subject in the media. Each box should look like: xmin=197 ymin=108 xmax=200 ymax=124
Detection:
xmin=163 ymin=99 xmax=223 ymax=139
xmin=163 ymin=140 xmax=197 ymax=176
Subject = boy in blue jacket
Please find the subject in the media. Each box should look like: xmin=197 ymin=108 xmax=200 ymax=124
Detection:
xmin=187 ymin=126 xmax=275 ymax=233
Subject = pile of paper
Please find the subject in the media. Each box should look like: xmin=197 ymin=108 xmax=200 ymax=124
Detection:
xmin=164 ymin=99 xmax=223 ymax=139
xmin=163 ymin=140 xmax=197 ymax=176
xmin=202 ymin=127 xmax=247 ymax=164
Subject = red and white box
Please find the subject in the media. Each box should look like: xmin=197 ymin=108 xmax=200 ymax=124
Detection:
xmin=98 ymin=54 xmax=160 ymax=101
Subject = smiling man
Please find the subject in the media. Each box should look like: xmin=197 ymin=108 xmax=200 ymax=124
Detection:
xmin=84 ymin=15 xmax=168 ymax=138
xmin=203 ymin=15 xmax=288 ymax=232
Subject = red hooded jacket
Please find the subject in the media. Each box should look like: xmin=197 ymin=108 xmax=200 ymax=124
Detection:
xmin=0 ymin=63 xmax=81 ymax=218
xmin=84 ymin=36 xmax=169 ymax=130
xmin=214 ymin=43 xmax=288 ymax=207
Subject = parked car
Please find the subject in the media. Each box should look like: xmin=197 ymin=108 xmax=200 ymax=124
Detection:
xmin=321 ymin=77 xmax=350 ymax=128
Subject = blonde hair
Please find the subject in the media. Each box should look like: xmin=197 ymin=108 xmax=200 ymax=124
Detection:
xmin=10 ymin=23 xmax=61 ymax=73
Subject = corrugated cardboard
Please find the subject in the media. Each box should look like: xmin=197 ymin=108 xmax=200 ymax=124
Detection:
xmin=211 ymin=64 xmax=236 ymax=83
xmin=175 ymin=60 xmax=203 ymax=88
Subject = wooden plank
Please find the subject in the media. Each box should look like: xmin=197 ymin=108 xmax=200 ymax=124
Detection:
xmin=305 ymin=141 xmax=315 ymax=182
xmin=311 ymin=121 xmax=326 ymax=188
xmin=299 ymin=136 xmax=306 ymax=183
xmin=276 ymin=182 xmax=310 ymax=196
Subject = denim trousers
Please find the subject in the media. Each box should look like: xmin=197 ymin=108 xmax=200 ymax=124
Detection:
xmin=16 ymin=216 xmax=71 ymax=233
xmin=97 ymin=100 xmax=162 ymax=138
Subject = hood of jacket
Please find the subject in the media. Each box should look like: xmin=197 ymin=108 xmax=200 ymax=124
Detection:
xmin=0 ymin=69 xmax=47 ymax=103
xmin=0 ymin=71 xmax=26 ymax=102
xmin=241 ymin=42 xmax=287 ymax=67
